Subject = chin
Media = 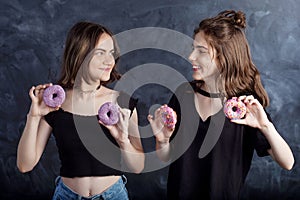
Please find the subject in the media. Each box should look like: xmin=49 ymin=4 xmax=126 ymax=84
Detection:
xmin=101 ymin=76 xmax=111 ymax=82
xmin=192 ymin=74 xmax=203 ymax=81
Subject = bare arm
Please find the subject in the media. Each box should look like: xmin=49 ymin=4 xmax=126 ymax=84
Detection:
xmin=119 ymin=108 xmax=145 ymax=173
xmin=148 ymin=106 xmax=175 ymax=162
xmin=17 ymin=117 xmax=52 ymax=172
xmin=263 ymin=122 xmax=294 ymax=170
xmin=100 ymin=108 xmax=145 ymax=173
xmin=17 ymin=84 xmax=59 ymax=173
xmin=232 ymin=95 xmax=294 ymax=170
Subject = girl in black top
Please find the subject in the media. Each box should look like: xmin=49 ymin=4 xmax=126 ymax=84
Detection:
xmin=17 ymin=22 xmax=144 ymax=200
xmin=148 ymin=10 xmax=294 ymax=199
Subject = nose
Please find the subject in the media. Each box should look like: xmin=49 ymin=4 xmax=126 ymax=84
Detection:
xmin=188 ymin=50 xmax=196 ymax=62
xmin=103 ymin=54 xmax=114 ymax=66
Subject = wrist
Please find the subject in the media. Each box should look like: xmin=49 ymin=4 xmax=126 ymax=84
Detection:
xmin=259 ymin=121 xmax=274 ymax=135
xmin=117 ymin=137 xmax=131 ymax=146
xmin=27 ymin=113 xmax=42 ymax=119
xmin=156 ymin=137 xmax=170 ymax=145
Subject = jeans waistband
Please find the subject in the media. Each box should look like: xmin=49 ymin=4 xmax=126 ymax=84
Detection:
xmin=54 ymin=175 xmax=127 ymax=200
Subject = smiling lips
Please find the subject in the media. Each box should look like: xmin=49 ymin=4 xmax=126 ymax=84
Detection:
xmin=100 ymin=68 xmax=111 ymax=72
xmin=192 ymin=65 xmax=200 ymax=71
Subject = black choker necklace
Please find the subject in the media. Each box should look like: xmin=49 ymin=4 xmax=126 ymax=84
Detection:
xmin=196 ymin=87 xmax=221 ymax=98
xmin=74 ymin=84 xmax=101 ymax=94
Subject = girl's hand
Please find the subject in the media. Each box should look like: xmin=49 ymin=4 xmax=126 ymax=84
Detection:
xmin=28 ymin=83 xmax=60 ymax=117
xmin=99 ymin=108 xmax=131 ymax=143
xmin=231 ymin=95 xmax=270 ymax=129
xmin=148 ymin=105 xmax=175 ymax=144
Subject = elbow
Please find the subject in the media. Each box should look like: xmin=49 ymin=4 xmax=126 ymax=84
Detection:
xmin=17 ymin=165 xmax=33 ymax=173
xmin=132 ymin=168 xmax=143 ymax=174
xmin=278 ymin=156 xmax=295 ymax=171
xmin=269 ymin=148 xmax=295 ymax=171
xmin=284 ymin=158 xmax=295 ymax=171
xmin=283 ymin=163 xmax=294 ymax=171
xmin=132 ymin=157 xmax=145 ymax=174
xmin=16 ymin=160 xmax=34 ymax=173
xmin=133 ymin=161 xmax=145 ymax=174
xmin=127 ymin=165 xmax=144 ymax=174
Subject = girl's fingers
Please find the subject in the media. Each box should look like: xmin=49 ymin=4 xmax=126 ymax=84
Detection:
xmin=45 ymin=83 xmax=53 ymax=87
xmin=32 ymin=83 xmax=52 ymax=97
xmin=98 ymin=120 xmax=105 ymax=126
xmin=119 ymin=108 xmax=130 ymax=121
xmin=98 ymin=120 xmax=113 ymax=130
xmin=147 ymin=114 xmax=154 ymax=123
xmin=154 ymin=107 xmax=161 ymax=118
xmin=237 ymin=95 xmax=246 ymax=101
xmin=29 ymin=86 xmax=36 ymax=100
xmin=53 ymin=105 xmax=61 ymax=111
xmin=231 ymin=119 xmax=246 ymax=125
xmin=116 ymin=109 xmax=130 ymax=133
xmin=238 ymin=95 xmax=256 ymax=105
xmin=244 ymin=95 xmax=254 ymax=103
xmin=118 ymin=109 xmax=124 ymax=121
xmin=34 ymin=84 xmax=46 ymax=93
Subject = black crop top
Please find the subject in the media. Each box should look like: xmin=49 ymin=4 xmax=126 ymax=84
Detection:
xmin=44 ymin=92 xmax=138 ymax=178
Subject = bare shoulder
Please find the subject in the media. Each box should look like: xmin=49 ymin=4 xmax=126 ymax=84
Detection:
xmin=94 ymin=86 xmax=121 ymax=107
xmin=99 ymin=86 xmax=119 ymax=96
xmin=96 ymin=86 xmax=119 ymax=100
xmin=60 ymin=89 xmax=73 ymax=110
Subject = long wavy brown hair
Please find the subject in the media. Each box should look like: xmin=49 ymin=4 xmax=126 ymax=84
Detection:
xmin=194 ymin=10 xmax=269 ymax=107
xmin=57 ymin=21 xmax=121 ymax=89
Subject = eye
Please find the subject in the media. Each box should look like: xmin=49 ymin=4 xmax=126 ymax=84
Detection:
xmin=198 ymin=49 xmax=207 ymax=54
xmin=94 ymin=50 xmax=105 ymax=56
xmin=192 ymin=45 xmax=207 ymax=54
xmin=109 ymin=51 xmax=115 ymax=56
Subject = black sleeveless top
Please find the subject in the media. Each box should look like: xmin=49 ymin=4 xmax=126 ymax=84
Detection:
xmin=44 ymin=92 xmax=137 ymax=178
xmin=167 ymin=82 xmax=271 ymax=200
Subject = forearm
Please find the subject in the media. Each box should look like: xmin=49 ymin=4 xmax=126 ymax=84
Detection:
xmin=17 ymin=115 xmax=41 ymax=172
xmin=155 ymin=139 xmax=171 ymax=162
xmin=260 ymin=122 xmax=294 ymax=170
xmin=117 ymin=139 xmax=145 ymax=173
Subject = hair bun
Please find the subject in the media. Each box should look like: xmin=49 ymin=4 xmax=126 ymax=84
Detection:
xmin=233 ymin=11 xmax=246 ymax=29
xmin=219 ymin=10 xmax=246 ymax=29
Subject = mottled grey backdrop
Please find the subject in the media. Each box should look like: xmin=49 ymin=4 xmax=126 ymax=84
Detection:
xmin=1 ymin=0 xmax=299 ymax=199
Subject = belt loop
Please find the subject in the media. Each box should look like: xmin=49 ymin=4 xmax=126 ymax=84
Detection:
xmin=121 ymin=175 xmax=127 ymax=184
xmin=54 ymin=176 xmax=61 ymax=186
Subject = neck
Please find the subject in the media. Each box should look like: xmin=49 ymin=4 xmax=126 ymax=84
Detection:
xmin=201 ymin=81 xmax=219 ymax=94
xmin=73 ymin=83 xmax=101 ymax=99
xmin=74 ymin=85 xmax=101 ymax=93
xmin=74 ymin=79 xmax=101 ymax=93
xmin=193 ymin=81 xmax=221 ymax=98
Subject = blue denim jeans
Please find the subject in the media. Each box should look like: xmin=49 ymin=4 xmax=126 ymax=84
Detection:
xmin=52 ymin=175 xmax=129 ymax=200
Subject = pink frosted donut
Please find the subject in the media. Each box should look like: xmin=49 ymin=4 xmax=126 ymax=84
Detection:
xmin=98 ymin=102 xmax=120 ymax=125
xmin=43 ymin=85 xmax=65 ymax=108
xmin=161 ymin=105 xmax=177 ymax=129
xmin=223 ymin=98 xmax=247 ymax=120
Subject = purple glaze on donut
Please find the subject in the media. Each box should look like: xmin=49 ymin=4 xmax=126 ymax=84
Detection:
xmin=43 ymin=85 xmax=66 ymax=108
xmin=223 ymin=98 xmax=246 ymax=120
xmin=98 ymin=102 xmax=119 ymax=125
xmin=161 ymin=105 xmax=177 ymax=129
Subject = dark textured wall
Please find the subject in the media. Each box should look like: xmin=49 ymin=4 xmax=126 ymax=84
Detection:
xmin=1 ymin=0 xmax=299 ymax=199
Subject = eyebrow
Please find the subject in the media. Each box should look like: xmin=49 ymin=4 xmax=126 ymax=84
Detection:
xmin=194 ymin=45 xmax=208 ymax=50
xmin=94 ymin=48 xmax=115 ymax=52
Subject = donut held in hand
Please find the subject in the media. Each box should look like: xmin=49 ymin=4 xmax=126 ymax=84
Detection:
xmin=98 ymin=102 xmax=120 ymax=125
xmin=161 ymin=105 xmax=177 ymax=129
xmin=223 ymin=98 xmax=247 ymax=120
xmin=43 ymin=85 xmax=66 ymax=107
